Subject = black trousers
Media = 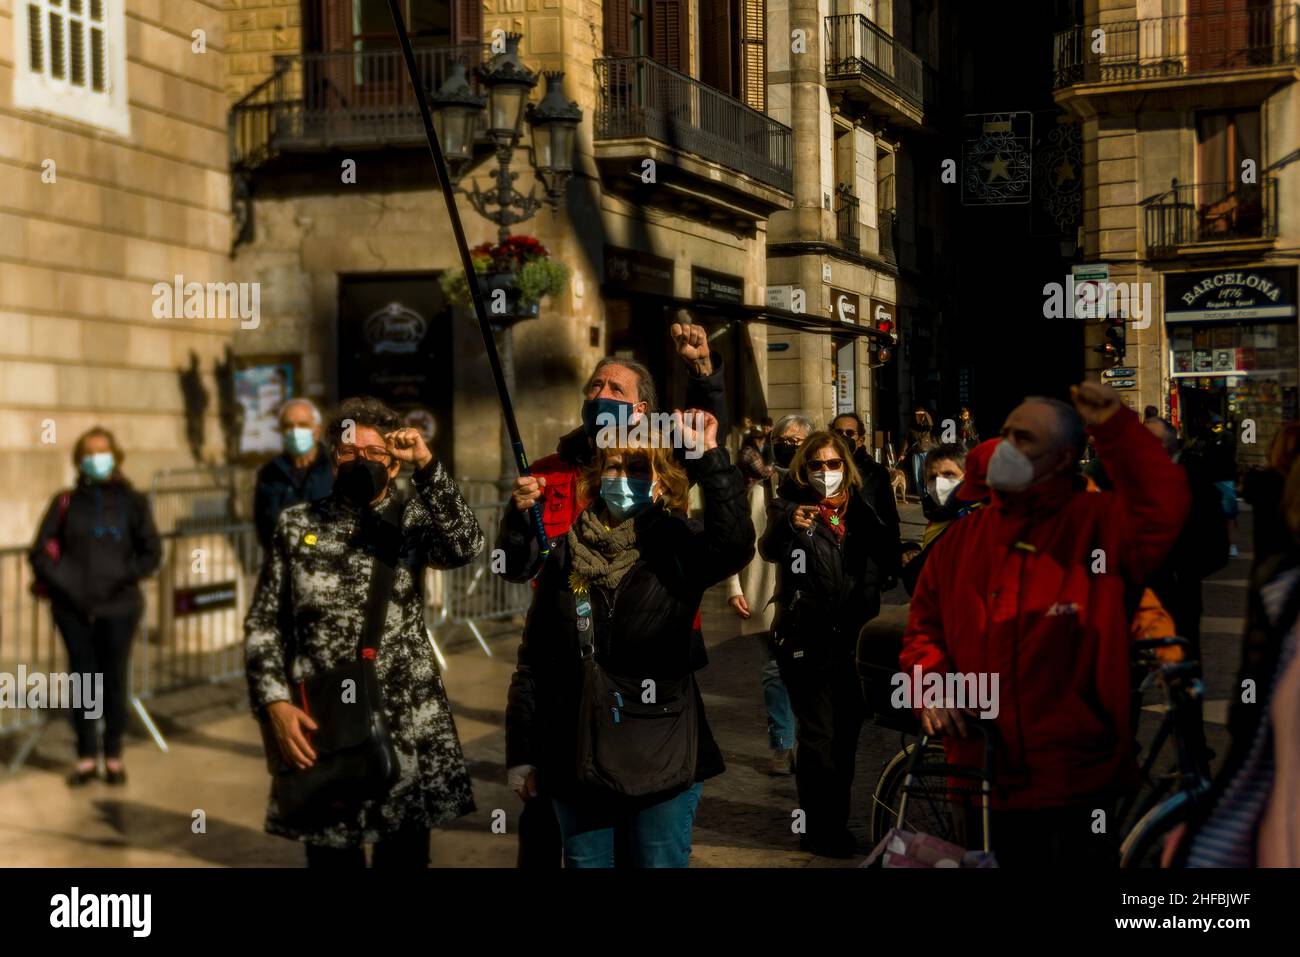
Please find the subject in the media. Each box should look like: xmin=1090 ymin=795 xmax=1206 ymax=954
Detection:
xmin=304 ymin=825 xmax=432 ymax=868
xmin=778 ymin=653 xmax=865 ymax=840
xmin=517 ymin=794 xmax=563 ymax=868
xmin=51 ymin=605 xmax=138 ymax=759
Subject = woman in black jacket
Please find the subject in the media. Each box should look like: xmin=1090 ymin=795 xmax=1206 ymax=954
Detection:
xmin=29 ymin=427 xmax=162 ymax=786
xmin=505 ymin=411 xmax=754 ymax=868
xmin=761 ymin=431 xmax=894 ymax=857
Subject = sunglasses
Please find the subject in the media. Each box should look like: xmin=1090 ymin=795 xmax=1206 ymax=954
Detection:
xmin=807 ymin=458 xmax=844 ymax=472
xmin=834 ymin=429 xmax=859 ymax=440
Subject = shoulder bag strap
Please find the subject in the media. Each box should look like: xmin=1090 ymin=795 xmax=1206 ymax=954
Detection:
xmin=359 ymin=507 xmax=402 ymax=658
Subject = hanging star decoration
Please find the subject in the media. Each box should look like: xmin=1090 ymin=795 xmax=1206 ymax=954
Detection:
xmin=984 ymin=153 xmax=1011 ymax=183
xmin=1055 ymin=158 xmax=1076 ymax=186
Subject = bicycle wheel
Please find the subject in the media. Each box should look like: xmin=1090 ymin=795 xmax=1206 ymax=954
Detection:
xmin=1119 ymin=788 xmax=1204 ymax=868
xmin=869 ymin=740 xmax=951 ymax=846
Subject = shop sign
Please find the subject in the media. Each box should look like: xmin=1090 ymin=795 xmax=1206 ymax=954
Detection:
xmin=692 ymin=267 xmax=744 ymax=305
xmin=605 ymin=245 xmax=674 ymax=296
xmin=832 ymin=289 xmax=860 ymax=325
xmin=1165 ymin=267 xmax=1298 ymax=324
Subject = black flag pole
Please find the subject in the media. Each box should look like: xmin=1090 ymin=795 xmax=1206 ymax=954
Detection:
xmin=384 ymin=0 xmax=549 ymax=559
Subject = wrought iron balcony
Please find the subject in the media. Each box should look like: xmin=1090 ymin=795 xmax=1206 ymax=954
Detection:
xmin=835 ymin=186 xmax=860 ymax=253
xmin=824 ymin=14 xmax=924 ymax=126
xmin=230 ymin=44 xmax=490 ymax=171
xmin=1144 ymin=178 xmax=1278 ymax=256
xmin=1054 ymin=4 xmax=1300 ymax=88
xmin=593 ymin=56 xmax=793 ymax=194
xmin=879 ymin=207 xmax=898 ymax=265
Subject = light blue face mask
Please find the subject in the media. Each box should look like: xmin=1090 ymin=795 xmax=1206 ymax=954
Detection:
xmin=80 ymin=452 xmax=115 ymax=482
xmin=601 ymin=476 xmax=655 ymax=521
xmin=283 ymin=427 xmax=315 ymax=457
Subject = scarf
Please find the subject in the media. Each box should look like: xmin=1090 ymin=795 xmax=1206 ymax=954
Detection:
xmin=817 ymin=490 xmax=850 ymax=541
xmin=567 ymin=504 xmax=642 ymax=590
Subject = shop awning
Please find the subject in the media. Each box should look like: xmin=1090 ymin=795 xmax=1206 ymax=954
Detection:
xmin=601 ymin=285 xmax=888 ymax=340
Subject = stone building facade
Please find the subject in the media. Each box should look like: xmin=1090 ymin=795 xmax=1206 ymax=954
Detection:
xmin=225 ymin=0 xmax=795 ymax=482
xmin=0 ymin=0 xmax=235 ymax=545
xmin=1056 ymin=0 xmax=1300 ymax=469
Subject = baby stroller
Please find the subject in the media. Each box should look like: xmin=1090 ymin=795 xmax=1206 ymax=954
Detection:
xmin=856 ymin=611 xmax=1000 ymax=867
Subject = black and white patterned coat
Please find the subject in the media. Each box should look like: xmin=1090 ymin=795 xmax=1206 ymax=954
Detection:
xmin=245 ymin=462 xmax=484 ymax=847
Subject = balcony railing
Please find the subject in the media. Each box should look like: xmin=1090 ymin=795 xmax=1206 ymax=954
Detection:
xmin=824 ymin=14 xmax=924 ymax=109
xmin=836 ymin=186 xmax=860 ymax=253
xmin=230 ymin=44 xmax=490 ymax=171
xmin=1144 ymin=177 xmax=1278 ymax=255
xmin=593 ymin=56 xmax=793 ymax=193
xmin=1054 ymin=4 xmax=1300 ymax=88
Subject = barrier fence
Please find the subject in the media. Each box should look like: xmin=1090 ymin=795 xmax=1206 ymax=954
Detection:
xmin=0 ymin=477 xmax=531 ymax=769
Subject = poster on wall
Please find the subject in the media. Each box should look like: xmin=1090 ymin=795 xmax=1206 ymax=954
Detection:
xmin=234 ymin=355 xmax=300 ymax=460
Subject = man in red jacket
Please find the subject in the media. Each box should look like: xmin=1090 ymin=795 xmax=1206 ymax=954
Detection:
xmin=900 ymin=381 xmax=1191 ymax=867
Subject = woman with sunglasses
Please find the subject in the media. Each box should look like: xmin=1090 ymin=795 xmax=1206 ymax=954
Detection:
xmin=760 ymin=431 xmax=894 ymax=857
xmin=29 ymin=427 xmax=161 ymax=787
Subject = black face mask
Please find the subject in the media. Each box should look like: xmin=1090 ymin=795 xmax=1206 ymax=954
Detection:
xmin=335 ymin=459 xmax=390 ymax=507
xmin=773 ymin=443 xmax=797 ymax=468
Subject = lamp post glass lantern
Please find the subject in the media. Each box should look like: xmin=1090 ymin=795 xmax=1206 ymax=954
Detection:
xmin=423 ymin=32 xmax=583 ymax=488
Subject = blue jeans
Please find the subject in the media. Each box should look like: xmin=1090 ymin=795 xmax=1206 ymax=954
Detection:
xmin=759 ymin=633 xmax=796 ymax=750
xmin=551 ymin=783 xmax=703 ymax=868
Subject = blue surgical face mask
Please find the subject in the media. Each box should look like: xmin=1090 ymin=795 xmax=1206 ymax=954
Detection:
xmin=601 ymin=476 xmax=655 ymax=521
xmin=283 ymin=427 xmax=315 ymax=457
xmin=582 ymin=397 xmax=637 ymax=441
xmin=80 ymin=452 xmax=115 ymax=482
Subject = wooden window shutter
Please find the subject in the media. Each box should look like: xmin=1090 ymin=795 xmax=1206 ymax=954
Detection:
xmin=322 ymin=0 xmax=354 ymax=52
xmin=454 ymin=0 xmax=483 ymax=44
xmin=650 ymin=0 xmax=686 ymax=72
xmin=604 ymin=0 xmax=631 ymax=56
xmin=699 ymin=0 xmax=732 ymax=94
xmin=739 ymin=0 xmax=766 ymax=111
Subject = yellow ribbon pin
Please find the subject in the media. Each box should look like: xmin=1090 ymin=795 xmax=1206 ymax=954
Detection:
xmin=303 ymin=533 xmax=317 ymax=546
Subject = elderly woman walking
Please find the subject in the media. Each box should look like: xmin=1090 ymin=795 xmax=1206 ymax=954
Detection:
xmin=245 ymin=396 xmax=484 ymax=867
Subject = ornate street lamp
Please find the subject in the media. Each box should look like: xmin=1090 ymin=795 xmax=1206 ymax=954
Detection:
xmin=527 ymin=72 xmax=582 ymax=210
xmin=480 ymin=33 xmax=536 ymax=144
xmin=427 ymin=61 xmax=486 ymax=183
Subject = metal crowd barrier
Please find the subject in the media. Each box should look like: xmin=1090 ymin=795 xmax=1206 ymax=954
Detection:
xmin=0 ymin=476 xmax=533 ymax=771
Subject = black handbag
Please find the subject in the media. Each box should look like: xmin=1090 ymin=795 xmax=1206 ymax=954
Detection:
xmin=572 ymin=588 xmax=698 ymax=797
xmin=260 ymin=510 xmax=402 ymax=825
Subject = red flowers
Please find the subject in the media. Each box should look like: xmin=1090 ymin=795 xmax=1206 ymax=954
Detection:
xmin=470 ymin=235 xmax=550 ymax=273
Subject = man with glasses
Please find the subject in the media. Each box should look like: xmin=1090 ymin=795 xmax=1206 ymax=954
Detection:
xmin=725 ymin=413 xmax=814 ymax=776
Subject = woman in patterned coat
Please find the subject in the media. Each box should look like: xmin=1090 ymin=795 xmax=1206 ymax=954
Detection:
xmin=245 ymin=396 xmax=484 ymax=867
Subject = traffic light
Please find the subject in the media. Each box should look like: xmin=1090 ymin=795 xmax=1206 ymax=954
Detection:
xmin=1095 ymin=317 xmax=1126 ymax=363
xmin=874 ymin=315 xmax=896 ymax=364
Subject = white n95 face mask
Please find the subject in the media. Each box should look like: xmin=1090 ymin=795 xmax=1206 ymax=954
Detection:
xmin=809 ymin=469 xmax=843 ymax=498
xmin=986 ymin=440 xmax=1036 ymax=493
xmin=932 ymin=475 xmax=960 ymax=505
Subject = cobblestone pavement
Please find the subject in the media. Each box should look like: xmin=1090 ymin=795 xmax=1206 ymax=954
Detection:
xmin=0 ymin=501 xmax=1250 ymax=867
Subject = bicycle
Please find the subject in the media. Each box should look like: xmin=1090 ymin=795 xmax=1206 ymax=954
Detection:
xmin=1117 ymin=636 xmax=1214 ymax=868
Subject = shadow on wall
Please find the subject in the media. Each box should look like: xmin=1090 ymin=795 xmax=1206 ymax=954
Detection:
xmin=177 ymin=348 xmax=245 ymax=468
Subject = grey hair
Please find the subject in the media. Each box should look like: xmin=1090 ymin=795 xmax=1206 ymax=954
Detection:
xmin=1024 ymin=396 xmax=1086 ymax=457
xmin=278 ymin=397 xmax=322 ymax=426
xmin=585 ymin=356 xmax=659 ymax=411
xmin=773 ymin=413 xmax=816 ymax=439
